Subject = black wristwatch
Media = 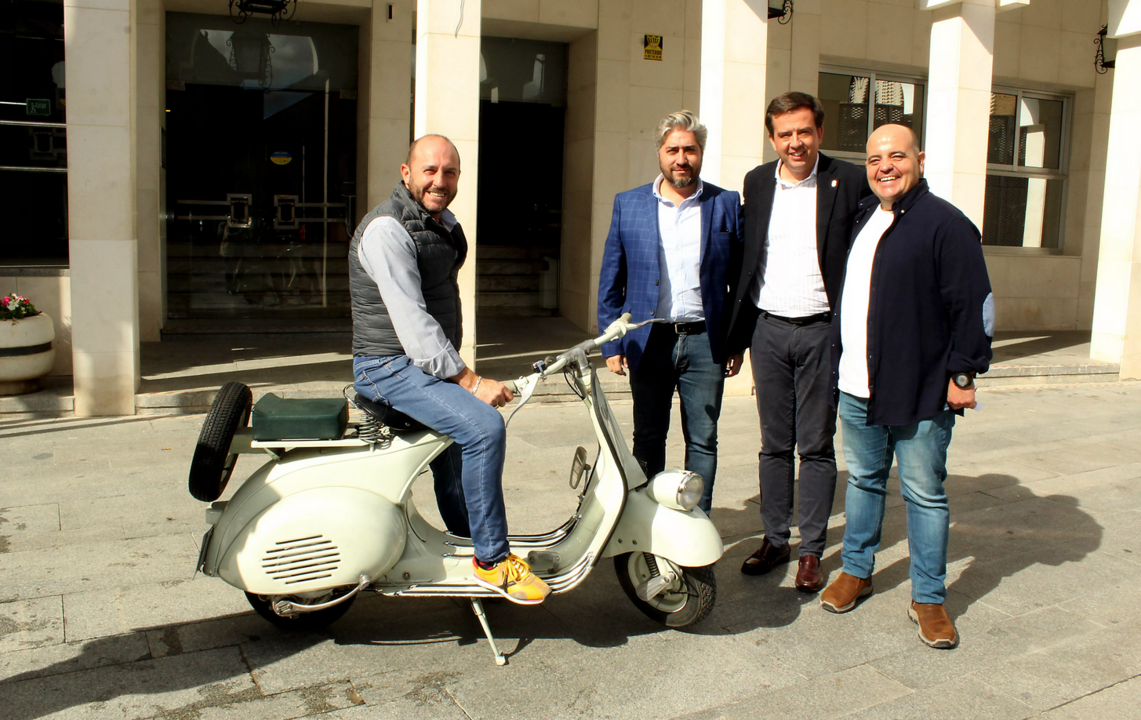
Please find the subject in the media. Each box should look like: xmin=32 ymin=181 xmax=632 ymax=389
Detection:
xmin=951 ymin=373 xmax=974 ymax=389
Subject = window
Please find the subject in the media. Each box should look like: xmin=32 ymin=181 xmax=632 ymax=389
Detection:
xmin=983 ymin=90 xmax=1068 ymax=249
xmin=0 ymin=0 xmax=67 ymax=265
xmin=819 ymin=69 xmax=925 ymax=159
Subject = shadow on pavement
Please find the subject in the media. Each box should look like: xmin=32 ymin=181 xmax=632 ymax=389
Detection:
xmin=829 ymin=476 xmax=1103 ymax=620
xmin=0 ymin=612 xmax=326 ymax=720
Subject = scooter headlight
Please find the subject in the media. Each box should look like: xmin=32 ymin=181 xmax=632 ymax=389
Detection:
xmin=646 ymin=469 xmax=704 ymax=512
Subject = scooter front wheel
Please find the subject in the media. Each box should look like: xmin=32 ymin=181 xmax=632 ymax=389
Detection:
xmin=614 ymin=552 xmax=716 ymax=629
xmin=245 ymin=588 xmax=357 ymax=631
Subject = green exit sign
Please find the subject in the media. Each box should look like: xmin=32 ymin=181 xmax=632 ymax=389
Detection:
xmin=26 ymin=99 xmax=51 ymax=116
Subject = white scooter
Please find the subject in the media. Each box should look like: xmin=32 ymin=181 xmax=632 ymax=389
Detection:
xmin=187 ymin=314 xmax=723 ymax=665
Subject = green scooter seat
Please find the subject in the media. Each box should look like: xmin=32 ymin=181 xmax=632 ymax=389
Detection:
xmin=251 ymin=393 xmax=348 ymax=441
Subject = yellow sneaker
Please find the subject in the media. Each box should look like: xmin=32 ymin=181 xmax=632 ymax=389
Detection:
xmin=472 ymin=554 xmax=551 ymax=605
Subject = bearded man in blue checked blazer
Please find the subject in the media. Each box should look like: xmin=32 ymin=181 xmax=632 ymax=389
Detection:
xmin=597 ymin=110 xmax=744 ymax=515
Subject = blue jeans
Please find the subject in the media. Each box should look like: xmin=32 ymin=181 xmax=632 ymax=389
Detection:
xmin=628 ymin=325 xmax=725 ymax=514
xmin=838 ymin=392 xmax=955 ymax=604
xmin=353 ymin=355 xmax=510 ymax=564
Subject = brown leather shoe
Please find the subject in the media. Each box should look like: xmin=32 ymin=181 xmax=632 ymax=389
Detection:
xmin=795 ymin=555 xmax=824 ymax=593
xmin=909 ymin=601 xmax=959 ymax=649
xmin=820 ymin=572 xmax=873 ymax=613
xmin=740 ymin=539 xmax=791 ymax=576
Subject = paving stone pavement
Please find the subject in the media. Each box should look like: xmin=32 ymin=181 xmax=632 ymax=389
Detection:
xmin=2 ymin=381 xmax=1141 ymax=719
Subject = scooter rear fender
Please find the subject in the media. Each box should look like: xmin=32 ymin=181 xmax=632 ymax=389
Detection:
xmin=600 ymin=488 xmax=723 ymax=567
xmin=216 ymin=486 xmax=407 ymax=596
xmin=202 ymin=431 xmax=445 ymax=581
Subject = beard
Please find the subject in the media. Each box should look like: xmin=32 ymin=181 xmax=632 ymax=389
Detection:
xmin=407 ymin=179 xmax=454 ymax=213
xmin=660 ymin=160 xmax=701 ymax=189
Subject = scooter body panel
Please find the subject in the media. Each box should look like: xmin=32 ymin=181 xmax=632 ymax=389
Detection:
xmin=218 ymin=486 xmax=408 ymax=595
xmin=203 ymin=430 xmax=449 ymax=587
xmin=601 ymin=488 xmax=724 ymax=567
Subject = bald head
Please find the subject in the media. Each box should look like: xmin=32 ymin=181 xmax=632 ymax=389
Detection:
xmin=865 ymin=123 xmax=924 ymax=210
xmin=867 ymin=123 xmax=920 ymax=156
xmin=406 ymin=134 xmax=461 ymax=168
xmin=401 ymin=134 xmax=461 ymax=220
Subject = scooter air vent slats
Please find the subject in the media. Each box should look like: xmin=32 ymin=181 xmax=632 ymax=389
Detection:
xmin=262 ymin=535 xmax=341 ymax=585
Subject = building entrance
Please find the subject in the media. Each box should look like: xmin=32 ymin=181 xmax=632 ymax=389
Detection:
xmin=476 ymin=37 xmax=567 ymax=317
xmin=164 ymin=14 xmax=358 ymax=320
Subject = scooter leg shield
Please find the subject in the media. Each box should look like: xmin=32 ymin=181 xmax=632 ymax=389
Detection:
xmin=216 ymin=487 xmax=406 ymax=596
xmin=601 ymin=489 xmax=724 ymax=567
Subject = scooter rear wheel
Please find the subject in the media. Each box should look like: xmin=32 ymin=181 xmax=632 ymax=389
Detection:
xmin=188 ymin=382 xmax=252 ymax=502
xmin=614 ymin=552 xmax=716 ymax=629
xmin=245 ymin=589 xmax=357 ymax=631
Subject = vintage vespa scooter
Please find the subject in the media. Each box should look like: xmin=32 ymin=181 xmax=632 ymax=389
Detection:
xmin=187 ymin=314 xmax=723 ymax=665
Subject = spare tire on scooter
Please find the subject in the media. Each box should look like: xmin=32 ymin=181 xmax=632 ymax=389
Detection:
xmin=189 ymin=382 xmax=253 ymax=502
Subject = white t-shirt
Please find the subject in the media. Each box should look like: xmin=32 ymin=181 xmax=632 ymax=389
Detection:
xmin=838 ymin=206 xmax=895 ymax=398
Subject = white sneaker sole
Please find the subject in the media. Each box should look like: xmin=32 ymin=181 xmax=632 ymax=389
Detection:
xmin=908 ymin=604 xmax=959 ymax=649
xmin=820 ymin=584 xmax=872 ymax=613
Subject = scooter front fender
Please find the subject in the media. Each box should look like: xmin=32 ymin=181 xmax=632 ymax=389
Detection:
xmin=601 ymin=488 xmax=723 ymax=567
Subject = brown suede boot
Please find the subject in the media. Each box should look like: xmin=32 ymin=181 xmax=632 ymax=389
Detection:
xmin=909 ymin=601 xmax=959 ymax=649
xmin=819 ymin=572 xmax=873 ymax=613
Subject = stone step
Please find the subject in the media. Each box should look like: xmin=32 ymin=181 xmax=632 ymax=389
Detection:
xmin=477 ymin=291 xmax=545 ymax=307
xmin=1 ymin=358 xmax=1124 ymax=416
xmin=479 ymin=275 xmax=541 ymax=292
xmin=476 ymin=259 xmax=545 ymax=275
xmin=477 ymin=246 xmax=556 ymax=260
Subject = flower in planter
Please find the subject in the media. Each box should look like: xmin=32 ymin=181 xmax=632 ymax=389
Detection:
xmin=0 ymin=294 xmax=40 ymax=321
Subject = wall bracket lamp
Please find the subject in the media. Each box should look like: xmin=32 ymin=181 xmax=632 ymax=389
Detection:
xmin=229 ymin=0 xmax=297 ymax=25
xmin=1096 ymin=24 xmax=1116 ymax=74
xmin=768 ymin=0 xmax=793 ymax=25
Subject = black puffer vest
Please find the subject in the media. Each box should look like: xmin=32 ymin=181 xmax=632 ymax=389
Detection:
xmin=349 ymin=183 xmax=467 ymax=358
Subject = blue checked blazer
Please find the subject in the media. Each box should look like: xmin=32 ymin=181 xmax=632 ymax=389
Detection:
xmin=597 ymin=181 xmax=743 ymax=372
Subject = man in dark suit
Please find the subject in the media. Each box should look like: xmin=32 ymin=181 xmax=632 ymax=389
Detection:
xmin=598 ymin=110 xmax=743 ymax=514
xmin=725 ymin=92 xmax=872 ymax=591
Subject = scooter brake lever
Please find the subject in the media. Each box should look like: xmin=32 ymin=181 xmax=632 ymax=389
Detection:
xmin=626 ymin=317 xmax=670 ymax=330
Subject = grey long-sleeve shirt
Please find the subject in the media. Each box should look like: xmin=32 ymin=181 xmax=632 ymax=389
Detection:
xmin=356 ymin=209 xmax=466 ymax=380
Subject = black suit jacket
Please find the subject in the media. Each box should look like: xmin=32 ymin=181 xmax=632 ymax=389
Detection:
xmin=725 ymin=152 xmax=872 ymax=354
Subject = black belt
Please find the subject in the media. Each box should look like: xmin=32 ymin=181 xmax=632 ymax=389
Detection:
xmin=761 ymin=310 xmax=831 ymax=325
xmin=662 ymin=321 xmax=706 ymax=335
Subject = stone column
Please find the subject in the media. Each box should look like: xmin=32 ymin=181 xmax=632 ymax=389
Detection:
xmin=414 ymin=0 xmax=480 ymax=366
xmin=698 ymin=0 xmax=768 ymax=396
xmin=1091 ymin=7 xmax=1141 ymax=379
xmin=921 ymin=0 xmax=995 ymax=229
xmin=358 ymin=0 xmax=414 ymax=222
xmin=136 ymin=0 xmax=163 ymax=341
xmin=65 ymin=0 xmax=140 ymax=416
xmin=699 ymin=0 xmax=768 ymax=193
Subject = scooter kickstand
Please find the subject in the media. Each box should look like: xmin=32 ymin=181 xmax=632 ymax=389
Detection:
xmin=469 ymin=598 xmax=507 ymax=666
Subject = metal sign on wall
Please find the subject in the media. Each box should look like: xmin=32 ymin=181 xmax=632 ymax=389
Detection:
xmin=26 ymin=99 xmax=51 ymax=116
xmin=644 ymin=35 xmax=663 ymax=61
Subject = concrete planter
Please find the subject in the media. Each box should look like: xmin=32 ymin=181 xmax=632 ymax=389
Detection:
xmin=0 ymin=313 xmax=56 ymax=395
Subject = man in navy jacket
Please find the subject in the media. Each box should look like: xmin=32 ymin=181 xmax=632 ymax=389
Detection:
xmin=598 ymin=110 xmax=743 ymax=514
xmin=819 ymin=124 xmax=993 ymax=650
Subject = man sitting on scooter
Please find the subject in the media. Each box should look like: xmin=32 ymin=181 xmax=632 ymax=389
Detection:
xmin=349 ymin=134 xmax=551 ymax=606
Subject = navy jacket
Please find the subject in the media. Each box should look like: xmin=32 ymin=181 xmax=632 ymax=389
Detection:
xmin=830 ymin=180 xmax=994 ymax=426
xmin=597 ymin=181 xmax=742 ymax=371
xmin=726 ymin=153 xmax=872 ymax=354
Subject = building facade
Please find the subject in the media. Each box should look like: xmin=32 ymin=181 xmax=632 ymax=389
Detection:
xmin=1 ymin=0 xmax=1139 ymax=415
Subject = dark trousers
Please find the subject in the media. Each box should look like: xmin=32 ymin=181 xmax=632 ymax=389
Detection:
xmin=750 ymin=311 xmax=837 ymax=557
xmin=628 ymin=324 xmax=725 ymax=514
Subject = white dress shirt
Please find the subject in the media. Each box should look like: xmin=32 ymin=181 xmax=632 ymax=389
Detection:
xmin=652 ymin=175 xmax=705 ymax=323
xmin=838 ymin=205 xmax=895 ymax=398
xmin=753 ymin=157 xmax=830 ymax=317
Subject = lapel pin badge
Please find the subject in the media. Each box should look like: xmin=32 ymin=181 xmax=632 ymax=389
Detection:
xmin=832 ymin=179 xmax=838 ymax=188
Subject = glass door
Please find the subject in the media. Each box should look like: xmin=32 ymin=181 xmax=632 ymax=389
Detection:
xmin=164 ymin=14 xmax=358 ymax=319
